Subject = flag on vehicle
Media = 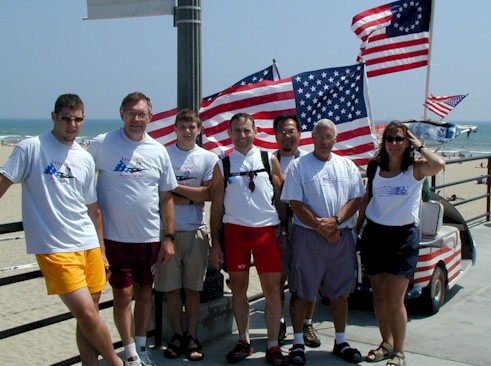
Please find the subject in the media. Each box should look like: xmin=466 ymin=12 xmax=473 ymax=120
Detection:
xmin=423 ymin=94 xmax=468 ymax=119
xmin=147 ymin=64 xmax=280 ymax=146
xmin=200 ymin=63 xmax=377 ymax=166
xmin=351 ymin=0 xmax=432 ymax=77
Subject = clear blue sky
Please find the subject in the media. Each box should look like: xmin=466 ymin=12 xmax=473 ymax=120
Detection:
xmin=1 ymin=0 xmax=489 ymax=122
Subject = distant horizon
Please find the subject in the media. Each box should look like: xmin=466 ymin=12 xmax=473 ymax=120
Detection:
xmin=1 ymin=117 xmax=490 ymax=124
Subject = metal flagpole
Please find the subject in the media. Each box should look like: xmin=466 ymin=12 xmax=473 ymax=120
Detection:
xmin=272 ymin=58 xmax=281 ymax=80
xmin=423 ymin=0 xmax=436 ymax=119
xmin=175 ymin=0 xmax=202 ymax=114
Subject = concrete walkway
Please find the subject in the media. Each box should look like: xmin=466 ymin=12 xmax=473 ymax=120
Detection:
xmin=121 ymin=222 xmax=491 ymax=366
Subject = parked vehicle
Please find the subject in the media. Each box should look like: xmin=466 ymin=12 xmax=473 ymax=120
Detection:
xmin=352 ymin=192 xmax=476 ymax=314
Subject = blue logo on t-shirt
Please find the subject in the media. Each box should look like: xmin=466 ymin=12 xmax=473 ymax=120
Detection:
xmin=176 ymin=170 xmax=197 ymax=181
xmin=44 ymin=163 xmax=75 ymax=179
xmin=113 ymin=160 xmax=147 ymax=173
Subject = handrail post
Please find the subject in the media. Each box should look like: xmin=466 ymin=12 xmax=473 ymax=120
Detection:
xmin=487 ymin=157 xmax=490 ymax=222
xmin=154 ymin=290 xmax=163 ymax=348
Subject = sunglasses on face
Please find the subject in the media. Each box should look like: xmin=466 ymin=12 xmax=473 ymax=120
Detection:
xmin=60 ymin=115 xmax=84 ymax=123
xmin=386 ymin=136 xmax=406 ymax=143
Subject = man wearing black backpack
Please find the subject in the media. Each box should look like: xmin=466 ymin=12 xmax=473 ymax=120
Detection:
xmin=209 ymin=113 xmax=288 ymax=365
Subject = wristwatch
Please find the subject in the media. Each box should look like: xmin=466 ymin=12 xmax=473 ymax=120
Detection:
xmin=334 ymin=215 xmax=343 ymax=225
xmin=164 ymin=233 xmax=176 ymax=241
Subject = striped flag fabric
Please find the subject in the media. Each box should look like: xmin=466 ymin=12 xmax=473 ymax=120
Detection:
xmin=200 ymin=63 xmax=377 ymax=166
xmin=147 ymin=64 xmax=279 ymax=146
xmin=423 ymin=94 xmax=468 ymax=119
xmin=351 ymin=0 xmax=432 ymax=78
xmin=146 ymin=107 xmax=179 ymax=146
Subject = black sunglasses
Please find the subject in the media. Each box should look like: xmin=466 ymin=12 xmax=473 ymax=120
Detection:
xmin=386 ymin=136 xmax=406 ymax=143
xmin=60 ymin=115 xmax=84 ymax=123
xmin=247 ymin=172 xmax=256 ymax=192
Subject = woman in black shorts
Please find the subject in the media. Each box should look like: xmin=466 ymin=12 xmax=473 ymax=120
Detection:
xmin=355 ymin=121 xmax=445 ymax=366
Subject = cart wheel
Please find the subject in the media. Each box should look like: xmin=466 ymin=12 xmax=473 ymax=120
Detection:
xmin=421 ymin=266 xmax=446 ymax=314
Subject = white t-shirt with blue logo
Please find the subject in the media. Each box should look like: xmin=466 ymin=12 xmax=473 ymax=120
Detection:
xmin=167 ymin=143 xmax=218 ymax=231
xmin=1 ymin=132 xmax=99 ymax=254
xmin=89 ymin=129 xmax=178 ymax=242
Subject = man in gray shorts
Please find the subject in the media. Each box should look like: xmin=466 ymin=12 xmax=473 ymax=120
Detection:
xmin=280 ymin=119 xmax=365 ymax=365
xmin=272 ymin=114 xmax=320 ymax=348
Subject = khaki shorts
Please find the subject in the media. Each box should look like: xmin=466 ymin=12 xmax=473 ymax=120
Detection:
xmin=36 ymin=248 xmax=106 ymax=295
xmin=154 ymin=228 xmax=210 ymax=292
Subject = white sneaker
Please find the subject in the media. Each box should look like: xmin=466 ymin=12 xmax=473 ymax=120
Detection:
xmin=125 ymin=358 xmax=144 ymax=366
xmin=138 ymin=347 xmax=156 ymax=366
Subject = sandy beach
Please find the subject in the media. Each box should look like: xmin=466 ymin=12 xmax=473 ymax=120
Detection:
xmin=0 ymin=143 xmax=489 ymax=365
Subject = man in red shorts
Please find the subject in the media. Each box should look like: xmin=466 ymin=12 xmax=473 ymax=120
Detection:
xmin=88 ymin=92 xmax=177 ymax=366
xmin=209 ymin=113 xmax=288 ymax=365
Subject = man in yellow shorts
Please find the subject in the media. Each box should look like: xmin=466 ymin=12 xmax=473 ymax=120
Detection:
xmin=0 ymin=94 xmax=126 ymax=366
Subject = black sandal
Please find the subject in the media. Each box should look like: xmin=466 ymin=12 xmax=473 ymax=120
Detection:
xmin=186 ymin=335 xmax=204 ymax=361
xmin=289 ymin=344 xmax=306 ymax=366
xmin=333 ymin=341 xmax=363 ymax=363
xmin=164 ymin=333 xmax=186 ymax=359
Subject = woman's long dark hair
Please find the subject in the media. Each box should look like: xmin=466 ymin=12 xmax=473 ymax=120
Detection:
xmin=376 ymin=121 xmax=414 ymax=172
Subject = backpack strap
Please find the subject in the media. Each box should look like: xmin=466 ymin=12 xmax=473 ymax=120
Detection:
xmin=366 ymin=159 xmax=378 ymax=200
xmin=222 ymin=151 xmax=275 ymax=204
xmin=274 ymin=150 xmax=300 ymax=164
xmin=260 ymin=151 xmax=274 ymax=190
xmin=222 ymin=155 xmax=231 ymax=189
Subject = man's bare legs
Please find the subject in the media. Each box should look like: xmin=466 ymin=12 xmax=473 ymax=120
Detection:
xmin=229 ymin=271 xmax=251 ymax=339
xmin=259 ymin=272 xmax=283 ymax=342
xmin=133 ymin=284 xmax=153 ymax=339
xmin=60 ymin=287 xmax=123 ymax=366
xmin=113 ymin=286 xmax=135 ymax=347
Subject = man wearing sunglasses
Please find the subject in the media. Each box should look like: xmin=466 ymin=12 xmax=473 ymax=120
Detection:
xmin=209 ymin=113 xmax=289 ymax=365
xmin=281 ymin=119 xmax=365 ymax=365
xmin=272 ymin=114 xmax=321 ymax=348
xmin=88 ymin=92 xmax=178 ymax=366
xmin=0 ymin=94 xmax=127 ymax=366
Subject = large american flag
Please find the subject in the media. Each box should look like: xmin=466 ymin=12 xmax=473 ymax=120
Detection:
xmin=423 ymin=94 xmax=468 ymax=119
xmin=351 ymin=0 xmax=432 ymax=77
xmin=200 ymin=63 xmax=377 ymax=166
xmin=147 ymin=65 xmax=279 ymax=146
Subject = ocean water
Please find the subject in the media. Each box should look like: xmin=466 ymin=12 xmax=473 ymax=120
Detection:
xmin=0 ymin=118 xmax=122 ymax=144
xmin=1 ymin=118 xmax=490 ymax=156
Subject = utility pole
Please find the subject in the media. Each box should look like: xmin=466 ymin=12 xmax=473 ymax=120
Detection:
xmin=175 ymin=0 xmax=201 ymax=113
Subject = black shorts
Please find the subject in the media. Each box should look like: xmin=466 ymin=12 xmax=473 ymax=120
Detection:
xmin=358 ymin=219 xmax=420 ymax=279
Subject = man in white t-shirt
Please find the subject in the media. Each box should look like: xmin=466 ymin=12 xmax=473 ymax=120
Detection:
xmin=272 ymin=114 xmax=318 ymax=349
xmin=88 ymin=92 xmax=177 ymax=366
xmin=281 ymin=119 xmax=365 ymax=365
xmin=209 ymin=113 xmax=289 ymax=365
xmin=0 ymin=94 xmax=126 ymax=366
xmin=154 ymin=109 xmax=218 ymax=361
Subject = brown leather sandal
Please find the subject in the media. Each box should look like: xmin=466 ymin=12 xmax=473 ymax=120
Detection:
xmin=366 ymin=341 xmax=393 ymax=362
xmin=386 ymin=351 xmax=406 ymax=366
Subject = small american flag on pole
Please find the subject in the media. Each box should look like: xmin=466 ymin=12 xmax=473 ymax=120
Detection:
xmin=200 ymin=63 xmax=377 ymax=166
xmin=351 ymin=0 xmax=432 ymax=77
xmin=423 ymin=94 xmax=468 ymax=119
